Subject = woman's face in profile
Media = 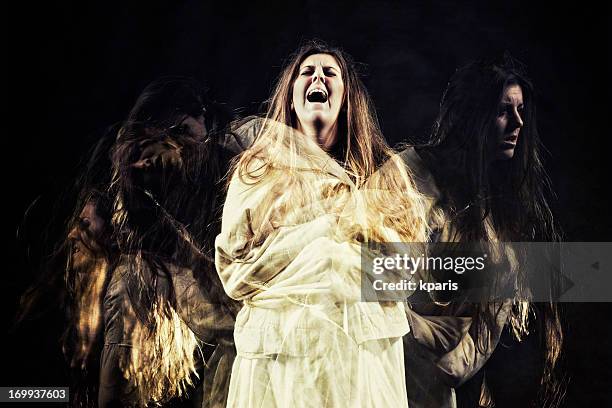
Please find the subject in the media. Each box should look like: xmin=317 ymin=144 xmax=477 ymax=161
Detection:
xmin=68 ymin=201 xmax=106 ymax=269
xmin=492 ymin=84 xmax=524 ymax=161
xmin=291 ymin=53 xmax=345 ymax=148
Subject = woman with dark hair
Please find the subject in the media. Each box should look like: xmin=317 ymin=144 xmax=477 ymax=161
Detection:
xmin=64 ymin=189 xmax=117 ymax=406
xmin=400 ymin=55 xmax=563 ymax=407
xmin=113 ymin=76 xmax=228 ymax=256
xmin=15 ymin=128 xmax=119 ymax=407
xmin=105 ymin=76 xmax=242 ymax=407
xmin=215 ymin=41 xmax=429 ymax=407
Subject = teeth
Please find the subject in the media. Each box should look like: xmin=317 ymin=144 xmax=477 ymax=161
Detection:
xmin=308 ymin=89 xmax=327 ymax=97
xmin=308 ymin=88 xmax=327 ymax=96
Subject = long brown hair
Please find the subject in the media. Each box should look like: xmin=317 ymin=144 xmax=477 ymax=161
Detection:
xmin=109 ymin=77 xmax=232 ymax=406
xmin=235 ymin=40 xmax=429 ymax=246
xmin=419 ymin=54 xmax=564 ymax=406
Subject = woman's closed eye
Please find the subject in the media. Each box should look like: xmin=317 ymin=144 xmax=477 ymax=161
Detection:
xmin=323 ymin=68 xmax=337 ymax=77
xmin=78 ymin=218 xmax=91 ymax=230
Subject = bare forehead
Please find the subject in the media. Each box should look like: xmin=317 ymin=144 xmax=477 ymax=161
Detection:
xmin=502 ymin=84 xmax=523 ymax=103
xmin=299 ymin=53 xmax=341 ymax=70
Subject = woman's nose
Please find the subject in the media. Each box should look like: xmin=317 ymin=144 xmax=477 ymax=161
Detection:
xmin=512 ymin=109 xmax=524 ymax=128
xmin=311 ymin=68 xmax=326 ymax=84
xmin=68 ymin=226 xmax=79 ymax=241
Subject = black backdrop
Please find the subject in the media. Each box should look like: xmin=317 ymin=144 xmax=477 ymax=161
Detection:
xmin=5 ymin=1 xmax=611 ymax=406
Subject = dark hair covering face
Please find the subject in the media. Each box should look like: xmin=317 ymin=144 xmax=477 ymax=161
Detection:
xmin=111 ymin=76 xmax=233 ymax=326
xmin=113 ymin=76 xmax=230 ymax=258
xmin=125 ymin=76 xmax=208 ymax=127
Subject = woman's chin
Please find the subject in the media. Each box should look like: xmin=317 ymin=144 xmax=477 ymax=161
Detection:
xmin=495 ymin=147 xmax=516 ymax=161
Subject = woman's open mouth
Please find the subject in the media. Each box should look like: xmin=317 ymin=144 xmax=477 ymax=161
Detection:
xmin=307 ymin=88 xmax=328 ymax=103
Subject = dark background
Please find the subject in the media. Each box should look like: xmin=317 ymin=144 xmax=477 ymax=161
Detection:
xmin=5 ymin=0 xmax=611 ymax=406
